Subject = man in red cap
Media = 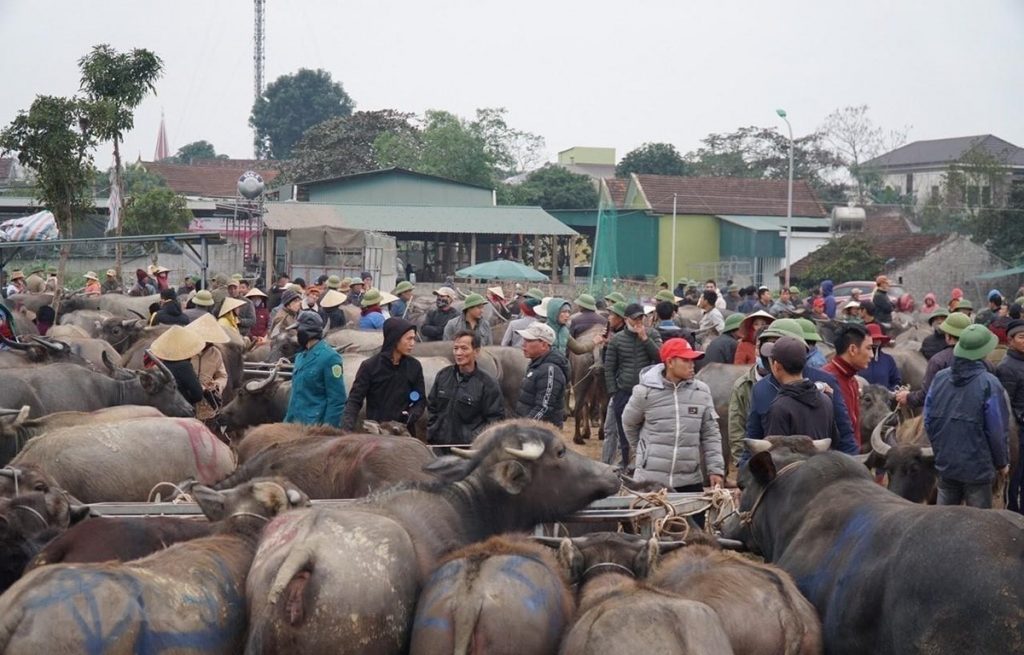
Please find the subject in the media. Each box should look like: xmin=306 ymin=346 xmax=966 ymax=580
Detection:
xmin=621 ymin=338 xmax=725 ymax=495
xmin=862 ymin=322 xmax=901 ymax=390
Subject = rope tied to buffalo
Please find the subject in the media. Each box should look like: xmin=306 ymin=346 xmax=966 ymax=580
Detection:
xmin=620 ymin=485 xmax=738 ymax=539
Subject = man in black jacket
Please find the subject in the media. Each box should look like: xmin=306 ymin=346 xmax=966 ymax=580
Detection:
xmin=515 ymin=322 xmax=569 ymax=427
xmin=996 ymin=318 xmax=1024 ymax=511
xmin=420 ymin=287 xmax=460 ymax=342
xmin=342 ymin=317 xmax=426 ymax=432
xmin=763 ymin=336 xmax=838 ymax=441
xmin=920 ymin=310 xmax=949 ymax=361
xmin=872 ymin=275 xmax=895 ymax=326
xmin=152 ymin=289 xmax=190 ymax=327
xmin=427 ymin=330 xmax=505 ymax=445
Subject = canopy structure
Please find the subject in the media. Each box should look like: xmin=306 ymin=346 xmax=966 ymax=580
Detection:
xmin=455 ymin=259 xmax=548 ymax=282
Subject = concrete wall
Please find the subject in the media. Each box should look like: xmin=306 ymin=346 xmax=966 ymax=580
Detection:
xmin=557 ymin=147 xmax=616 ymax=166
xmin=887 ymin=235 xmax=1009 ymax=305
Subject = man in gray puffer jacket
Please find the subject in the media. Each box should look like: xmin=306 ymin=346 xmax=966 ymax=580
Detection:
xmin=622 ymin=337 xmax=725 ymax=493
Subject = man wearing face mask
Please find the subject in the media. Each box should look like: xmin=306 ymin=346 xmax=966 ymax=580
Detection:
xmin=284 ymin=311 xmax=347 ymax=427
xmin=421 ymin=286 xmax=460 ymax=341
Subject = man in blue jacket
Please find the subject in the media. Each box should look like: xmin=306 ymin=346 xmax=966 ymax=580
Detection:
xmin=743 ymin=318 xmax=859 ymax=458
xmin=284 ymin=311 xmax=347 ymax=427
xmin=925 ymin=324 xmax=1009 ymax=508
xmin=821 ymin=280 xmax=837 ymax=319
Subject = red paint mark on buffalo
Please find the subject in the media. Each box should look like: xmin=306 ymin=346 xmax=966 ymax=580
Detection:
xmin=345 ymin=438 xmax=383 ymax=482
xmin=177 ymin=418 xmax=225 ymax=483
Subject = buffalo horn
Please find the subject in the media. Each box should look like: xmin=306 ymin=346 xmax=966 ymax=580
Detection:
xmin=715 ymin=538 xmax=748 ymax=551
xmin=450 ymin=447 xmax=477 ymax=459
xmin=0 ymin=335 xmax=31 ymax=351
xmin=505 ymin=438 xmax=545 ymax=461
xmin=120 ymin=319 xmax=137 ymax=328
xmin=744 ymin=438 xmax=773 ymax=454
xmin=30 ymin=336 xmax=67 ymax=352
xmin=532 ymin=536 xmax=568 ymax=548
xmin=870 ymin=420 xmax=892 ymax=457
xmin=148 ymin=352 xmax=173 ymax=385
xmin=0 ymin=467 xmax=24 ymax=479
xmin=101 ymin=349 xmax=119 ymax=373
xmin=812 ymin=438 xmax=832 ymax=452
xmin=0 ymin=406 xmax=27 ymax=417
xmin=919 ymin=447 xmax=934 ymax=459
xmin=128 ymin=309 xmax=147 ymax=320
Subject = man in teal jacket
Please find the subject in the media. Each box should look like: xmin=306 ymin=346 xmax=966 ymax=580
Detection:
xmin=284 ymin=311 xmax=347 ymax=427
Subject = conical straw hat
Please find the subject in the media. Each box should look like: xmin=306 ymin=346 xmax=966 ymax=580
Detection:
xmin=185 ymin=312 xmax=230 ymax=344
xmin=149 ymin=325 xmax=205 ymax=361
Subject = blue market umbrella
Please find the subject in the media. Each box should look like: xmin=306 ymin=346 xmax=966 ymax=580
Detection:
xmin=455 ymin=259 xmax=549 ymax=282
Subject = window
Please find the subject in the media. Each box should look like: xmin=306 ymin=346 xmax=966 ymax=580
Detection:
xmin=931 ymin=185 xmax=940 ymax=200
xmin=905 ymin=173 xmax=914 ymax=197
xmin=982 ymin=186 xmax=992 ymax=207
xmin=967 ymin=186 xmax=980 ymax=208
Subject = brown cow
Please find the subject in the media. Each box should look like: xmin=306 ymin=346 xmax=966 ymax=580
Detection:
xmin=0 ymin=478 xmax=310 ymax=654
xmin=554 ymin=532 xmax=734 ymax=655
xmin=27 ymin=516 xmax=213 ymax=570
xmin=409 ymin=536 xmax=574 ymax=655
xmin=211 ymin=431 xmax=436 ymax=499
xmin=652 ymin=543 xmax=823 ymax=655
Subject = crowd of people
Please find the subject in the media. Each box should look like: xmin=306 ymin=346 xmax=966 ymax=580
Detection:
xmin=3 ymin=261 xmax=1022 ymax=512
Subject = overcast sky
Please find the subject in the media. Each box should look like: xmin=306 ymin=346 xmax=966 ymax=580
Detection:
xmin=1 ymin=0 xmax=1022 ymax=167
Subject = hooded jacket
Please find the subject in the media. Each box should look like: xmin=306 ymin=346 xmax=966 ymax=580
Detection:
xmin=745 ymin=365 xmax=858 ymax=456
xmin=152 ymin=299 xmax=190 ymax=327
xmin=545 ymin=298 xmax=572 ymax=354
xmin=515 ymin=348 xmax=569 ymax=427
xmin=925 ymin=358 xmax=1009 ymax=484
xmin=570 ymin=309 xmax=608 ymax=339
xmin=920 ymin=293 xmax=939 ymax=315
xmin=764 ymin=379 xmax=838 ymax=441
xmin=821 ymin=280 xmax=837 ymax=319
xmin=997 ymin=348 xmax=1024 ymax=425
xmin=863 ymin=349 xmax=901 ymax=390
xmin=342 ymin=317 xmax=426 ymax=431
xmin=622 ymin=364 xmax=725 ymax=489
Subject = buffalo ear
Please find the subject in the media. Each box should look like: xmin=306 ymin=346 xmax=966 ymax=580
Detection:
xmin=69 ymin=504 xmax=93 ymax=525
xmin=490 ymin=460 xmax=531 ymax=496
xmin=748 ymin=451 xmax=777 ymax=488
xmin=556 ymin=538 xmax=584 ymax=582
xmin=633 ymin=537 xmax=660 ymax=579
xmin=193 ymin=485 xmax=227 ymax=522
xmin=423 ymin=456 xmax=475 ymax=483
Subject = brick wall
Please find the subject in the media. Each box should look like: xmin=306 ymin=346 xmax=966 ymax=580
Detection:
xmin=888 ymin=235 xmax=1010 ymax=305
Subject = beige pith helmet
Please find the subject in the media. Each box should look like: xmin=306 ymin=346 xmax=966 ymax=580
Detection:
xmin=185 ymin=313 xmax=231 ymax=344
xmin=218 ymin=297 xmax=246 ymax=317
xmin=320 ymin=289 xmax=346 ymax=309
xmin=149 ymin=325 xmax=205 ymax=361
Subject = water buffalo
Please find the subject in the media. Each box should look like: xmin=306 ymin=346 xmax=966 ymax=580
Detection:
xmin=60 ymin=292 xmax=159 ymax=318
xmin=0 ymin=464 xmax=59 ymax=498
xmin=858 ymin=383 xmax=894 ymax=450
xmin=0 ymin=486 xmax=89 ymax=593
xmin=0 ymin=335 xmax=88 ymax=369
xmin=696 ymin=363 xmax=749 ymax=470
xmin=98 ymin=315 xmax=147 ymax=354
xmin=27 ymin=516 xmax=213 ymax=569
xmin=0 ymin=361 xmax=194 ymax=418
xmin=555 ymin=532 xmax=734 ymax=655
xmin=409 ymin=536 xmax=574 ymax=655
xmin=210 ymin=430 xmax=435 ymax=498
xmin=889 ymin=347 xmax=926 ymax=389
xmin=0 ymin=405 xmax=163 ymax=467
xmin=3 ymin=292 xmax=54 ymax=315
xmin=652 ymin=542 xmax=823 ymax=655
xmin=243 ymin=419 xmax=620 ymax=654
xmin=10 ymin=417 xmax=236 ymax=503
xmin=731 ymin=436 xmax=1024 ymax=655
xmin=56 ymin=308 xmax=113 ymax=338
xmin=11 ymin=334 xmax=121 ymax=372
xmin=569 ymin=326 xmax=607 ymax=444
xmin=0 ymin=478 xmax=310 ymax=654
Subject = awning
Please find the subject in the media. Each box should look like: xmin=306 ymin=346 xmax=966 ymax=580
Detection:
xmin=263 ymin=202 xmax=577 ymax=236
xmin=716 ymin=215 xmax=832 ymax=231
xmin=975 ymin=265 xmax=1024 ymax=280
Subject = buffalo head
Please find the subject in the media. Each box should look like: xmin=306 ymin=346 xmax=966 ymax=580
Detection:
xmin=191 ymin=476 xmax=310 ymax=527
xmin=870 ymin=422 xmax=936 ymax=503
xmin=100 ymin=316 xmax=146 ymax=354
xmin=422 ymin=419 xmax=620 ymax=533
xmin=0 ymin=485 xmax=90 ymax=532
xmin=0 ymin=464 xmax=60 ymax=498
xmin=218 ymin=371 xmax=288 ymax=430
xmin=537 ymin=532 xmax=684 ymax=584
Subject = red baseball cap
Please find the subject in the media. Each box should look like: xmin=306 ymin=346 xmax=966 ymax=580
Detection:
xmin=865 ymin=322 xmax=891 ymax=345
xmin=660 ymin=338 xmax=704 ymax=362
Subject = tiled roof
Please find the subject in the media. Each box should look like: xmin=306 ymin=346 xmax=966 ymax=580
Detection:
xmin=604 ymin=177 xmax=628 ymax=207
xmin=863 ymin=207 xmax=915 ymax=238
xmin=789 ymin=232 xmax=948 ymax=279
xmin=632 ymin=175 xmax=826 ymax=218
xmin=142 ymin=161 xmax=280 ymax=198
xmin=863 ymin=135 xmax=1024 ymax=169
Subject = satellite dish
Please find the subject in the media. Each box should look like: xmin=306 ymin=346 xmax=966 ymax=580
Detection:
xmin=237 ymin=171 xmax=265 ymax=199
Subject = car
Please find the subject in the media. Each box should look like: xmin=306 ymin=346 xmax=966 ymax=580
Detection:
xmin=832 ymin=280 xmax=906 ymax=307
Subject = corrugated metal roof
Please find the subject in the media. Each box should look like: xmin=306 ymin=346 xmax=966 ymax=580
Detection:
xmin=716 ymin=215 xmax=832 ymax=231
xmin=263 ymin=202 xmax=577 ymax=236
xmin=862 ymin=135 xmax=1024 ymax=169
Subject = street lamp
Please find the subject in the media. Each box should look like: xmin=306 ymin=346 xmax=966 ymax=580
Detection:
xmin=776 ymin=108 xmax=794 ymax=289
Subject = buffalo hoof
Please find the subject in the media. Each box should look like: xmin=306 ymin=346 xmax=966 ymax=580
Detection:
xmin=573 ymin=435 xmax=586 ymax=445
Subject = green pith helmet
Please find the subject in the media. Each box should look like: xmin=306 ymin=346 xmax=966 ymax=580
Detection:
xmin=757 ymin=317 xmax=807 ymax=345
xmin=609 ymin=301 xmax=627 ymax=318
xmin=953 ymin=324 xmax=997 ymax=360
xmin=604 ymin=291 xmax=627 ymax=305
xmin=723 ymin=313 xmax=745 ymax=333
xmin=795 ymin=317 xmax=821 ymax=343
xmin=393 ymin=280 xmax=414 ymax=295
xmin=360 ymin=289 xmax=383 ymax=307
xmin=575 ymin=293 xmax=597 ymax=311
xmin=939 ymin=311 xmax=972 ymax=337
xmin=462 ymin=293 xmax=487 ymax=310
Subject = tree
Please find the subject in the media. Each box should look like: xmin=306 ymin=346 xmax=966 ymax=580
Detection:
xmin=616 ymin=142 xmax=691 ymax=177
xmin=685 ymin=126 xmax=847 ymax=206
xmin=471 ymin=107 xmax=545 ymax=177
xmin=169 ymin=140 xmax=226 ymax=164
xmin=122 ymin=187 xmax=192 ymax=236
xmin=283 ymin=110 xmax=417 ymax=182
xmin=250 ymin=68 xmax=354 ymax=160
xmin=970 ymin=184 xmax=1024 ymax=264
xmin=796 ymin=236 xmax=885 ymax=289
xmin=505 ymin=165 xmax=597 ymax=209
xmin=820 ymin=105 xmax=909 ymax=204
xmin=0 ymin=95 xmax=101 ymax=292
xmin=376 ymin=110 xmax=495 ymax=188
xmin=79 ymin=44 xmax=163 ymax=272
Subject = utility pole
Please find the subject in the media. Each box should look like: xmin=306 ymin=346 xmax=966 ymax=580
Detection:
xmin=253 ymin=0 xmax=265 ymax=158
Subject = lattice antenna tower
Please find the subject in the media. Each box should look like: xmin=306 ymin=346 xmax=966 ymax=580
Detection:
xmin=253 ymin=0 xmax=266 ymax=158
